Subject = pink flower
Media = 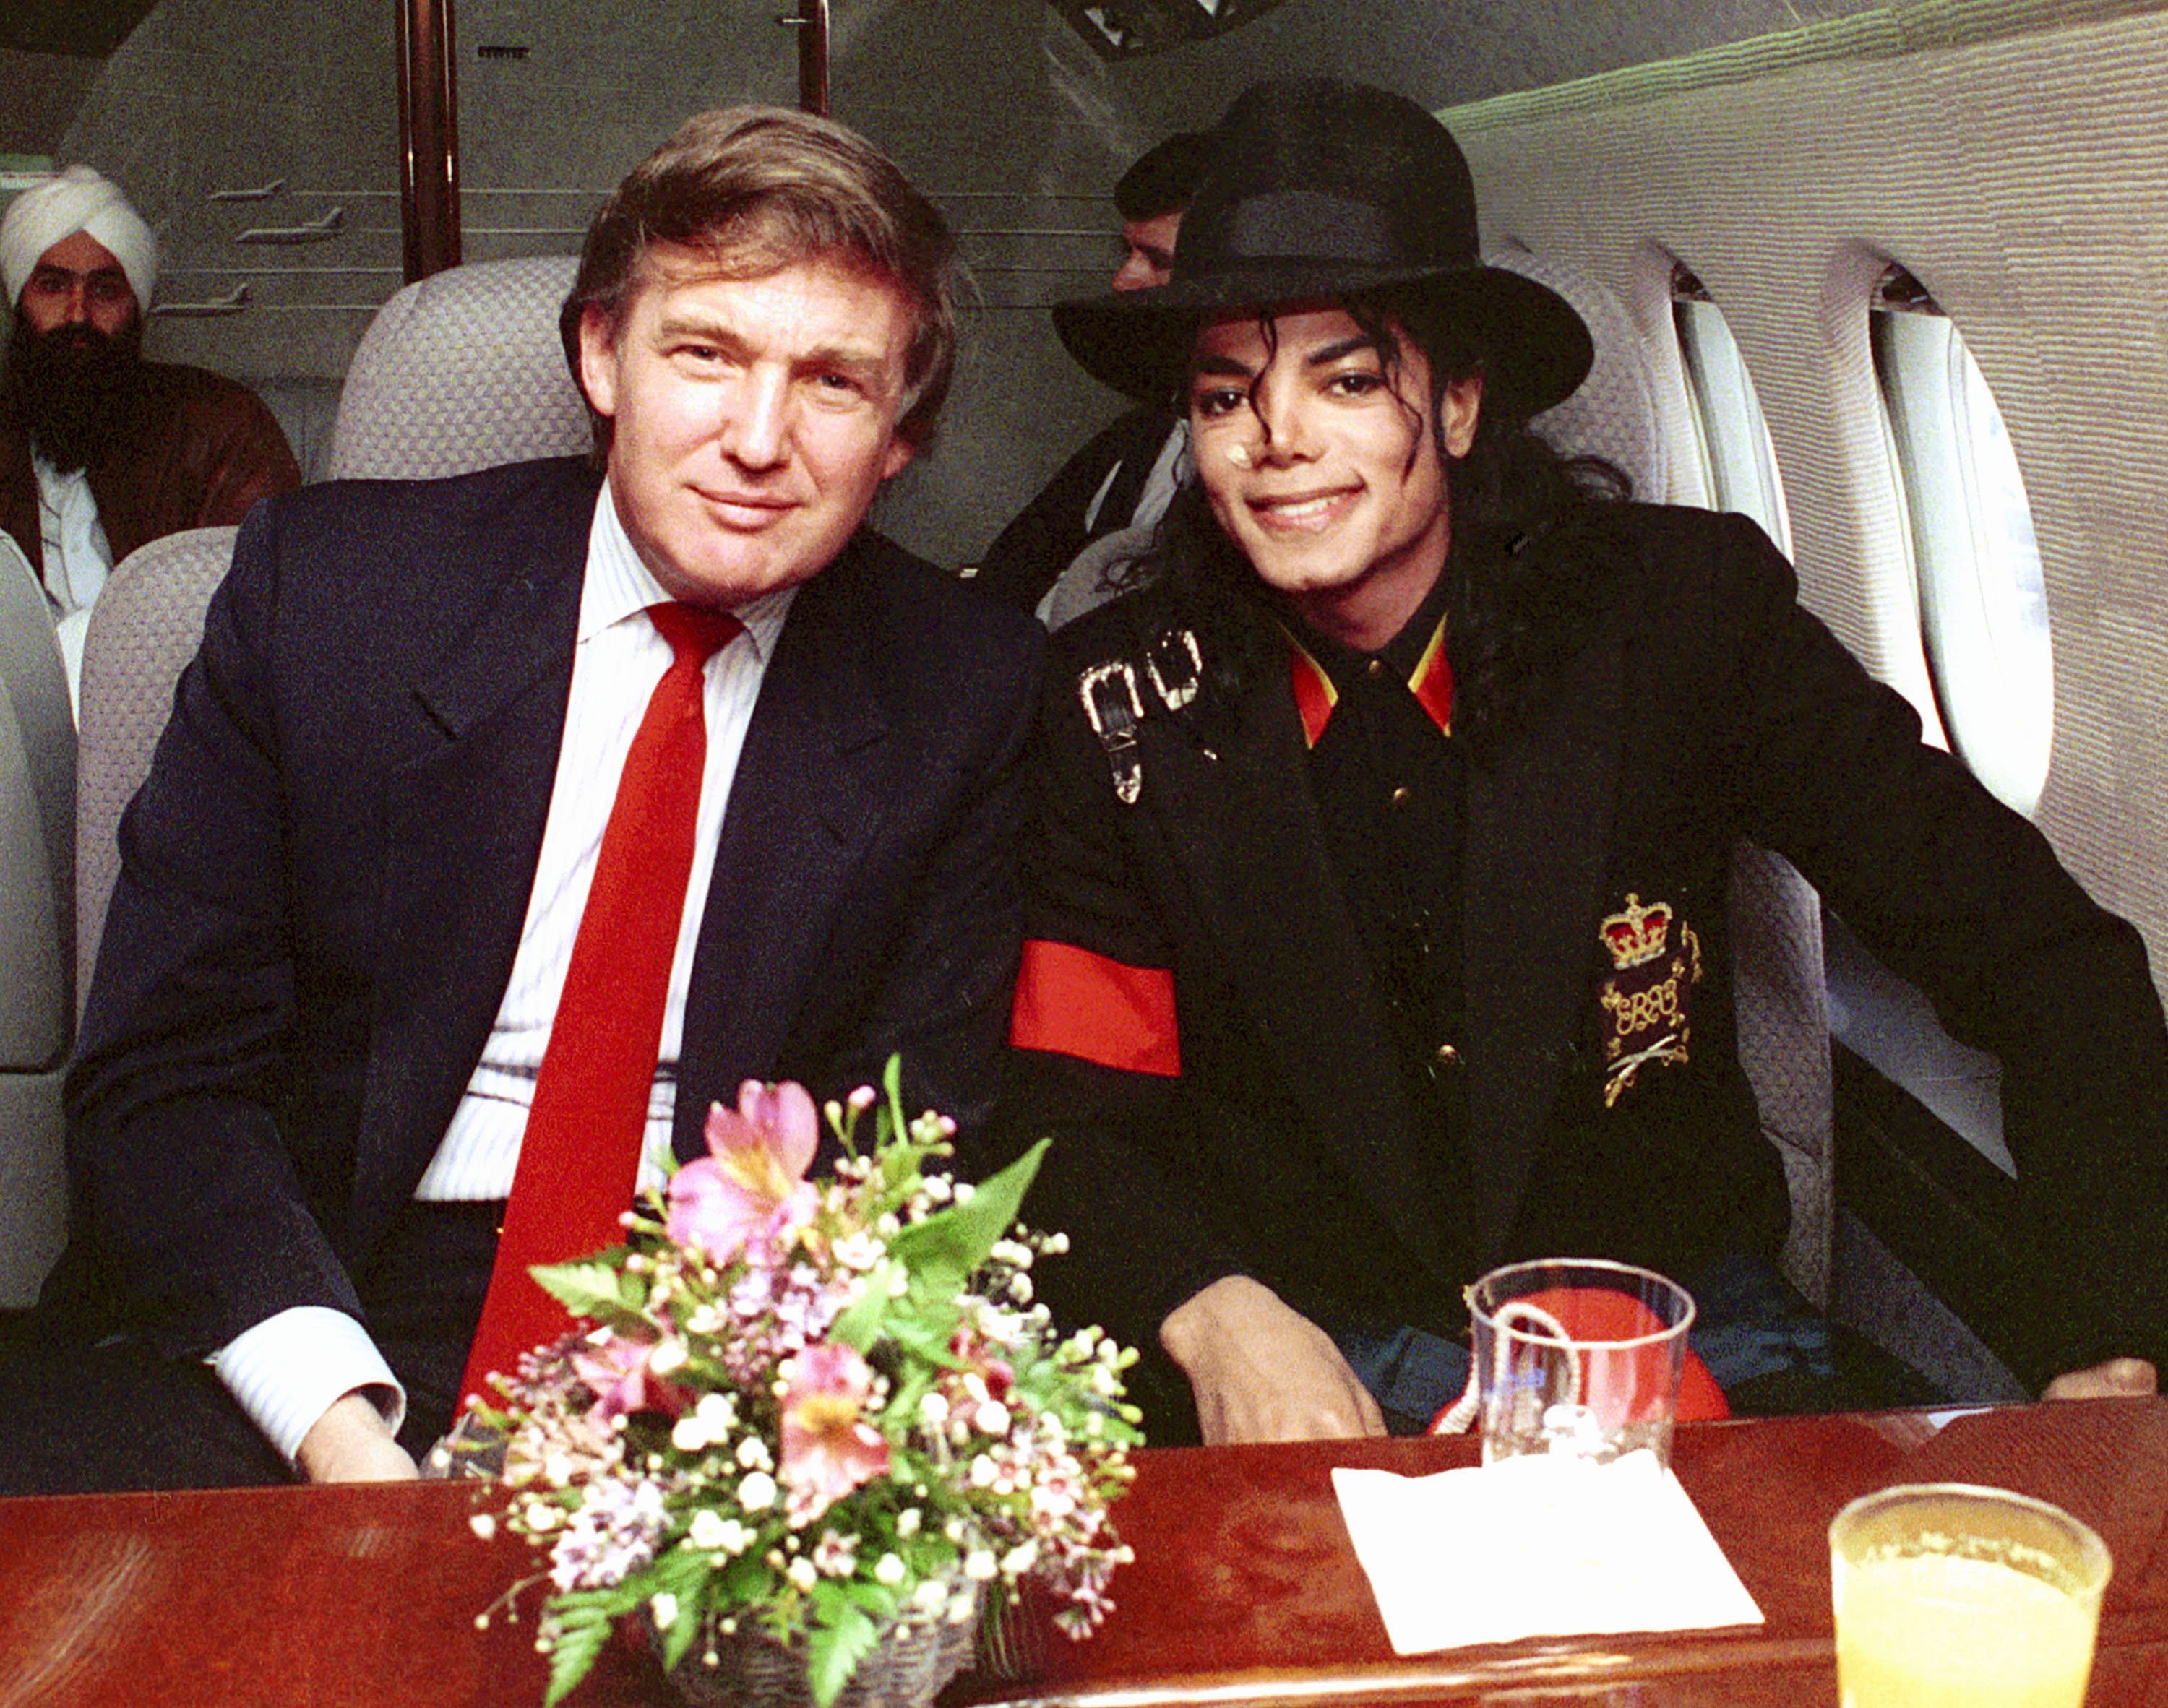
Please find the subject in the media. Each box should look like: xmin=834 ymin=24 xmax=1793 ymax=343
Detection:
xmin=778 ymin=1342 xmax=891 ymax=1523
xmin=668 ymin=1079 xmax=821 ymax=1264
xmin=569 ymin=1330 xmax=691 ymax=1423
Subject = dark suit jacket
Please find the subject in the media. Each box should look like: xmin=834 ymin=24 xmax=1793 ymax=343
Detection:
xmin=62 ymin=457 xmax=1044 ymax=1360
xmin=971 ymin=407 xmax=1177 ymax=615
xmin=1 ymin=361 xmax=300 ymax=577
xmin=996 ymin=504 xmax=2168 ymax=1403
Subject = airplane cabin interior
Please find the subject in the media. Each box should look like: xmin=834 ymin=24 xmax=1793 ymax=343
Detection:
xmin=4 ymin=0 xmax=2167 ymax=1410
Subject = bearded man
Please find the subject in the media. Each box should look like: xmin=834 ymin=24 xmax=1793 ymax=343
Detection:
xmin=1 ymin=165 xmax=299 ymax=621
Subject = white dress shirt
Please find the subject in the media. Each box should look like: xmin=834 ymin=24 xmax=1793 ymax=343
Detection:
xmin=213 ymin=484 xmax=793 ymax=1462
xmin=32 ymin=450 xmax=113 ymax=614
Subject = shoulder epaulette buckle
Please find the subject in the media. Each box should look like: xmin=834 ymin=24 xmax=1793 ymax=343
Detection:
xmin=1077 ymin=659 xmax=1146 ymax=804
xmin=1144 ymin=626 xmax=1203 ymax=712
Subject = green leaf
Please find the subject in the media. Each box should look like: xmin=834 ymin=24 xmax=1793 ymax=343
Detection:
xmin=806 ymin=1600 xmax=879 ymax=1708
xmin=530 ymin=1256 xmax=643 ymax=1320
xmin=657 ymin=1582 xmax=705 ymax=1673
xmin=887 ymin=1139 xmax=1046 ymax=1295
xmin=824 ymin=1263 xmax=898 ymax=1352
xmin=541 ymin=1607 xmax=614 ymax=1707
xmin=882 ymin=1055 xmax=908 ymax=1146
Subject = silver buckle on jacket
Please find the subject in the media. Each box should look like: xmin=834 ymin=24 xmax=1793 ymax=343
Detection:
xmin=1078 ymin=660 xmax=1146 ymax=805
xmin=1144 ymin=626 xmax=1203 ymax=712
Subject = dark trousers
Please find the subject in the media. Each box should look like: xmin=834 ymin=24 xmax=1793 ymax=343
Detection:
xmin=0 ymin=1202 xmax=502 ymax=1495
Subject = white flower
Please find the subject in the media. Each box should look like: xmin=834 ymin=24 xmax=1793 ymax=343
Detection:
xmin=918 ymin=1392 xmax=950 ymax=1426
xmin=969 ymin=1454 xmax=998 ymax=1488
xmin=651 ymin=1592 xmax=679 ymax=1631
xmin=989 ymin=1238 xmax=1032 ymax=1268
xmin=874 ymin=1552 xmax=906 ymax=1586
xmin=524 ymin=1500 xmax=561 ymax=1532
xmin=543 ymin=1452 xmax=574 ymax=1488
xmin=963 ymin=1549 xmax=998 ymax=1581
xmin=973 ymin=1400 xmax=1011 ymax=1437
xmin=468 ymin=1513 xmax=497 ymax=1540
xmin=921 ymin=1176 xmax=952 ymax=1203
xmin=736 ymin=1437 xmax=773 ymax=1472
xmin=875 ymin=1212 xmax=901 ymax=1238
xmin=1007 ymin=1274 xmax=1033 ymax=1304
xmin=1043 ymin=1231 xmax=1070 ymax=1254
xmin=895 ymin=1507 xmax=921 ymax=1539
xmin=671 ymin=1416 xmax=710 ymax=1454
xmin=1091 ymin=1363 xmax=1118 ymax=1397
xmin=694 ymin=1392 xmax=737 ymax=1433
xmin=788 ymin=1556 xmax=819 ymax=1592
xmin=1031 ymin=1485 xmax=1076 ymax=1522
xmin=689 ymin=1509 xmax=729 ymax=1550
xmin=738 ymin=1471 xmax=778 ymax=1511
xmin=952 ymin=1181 xmax=975 ymax=1204
xmin=716 ymin=1517 xmax=754 ymax=1554
xmin=999 ymin=1540 xmax=1038 ymax=1577
xmin=888 ymin=1267 xmax=911 ymax=1298
xmin=648 ymin=1337 xmax=689 ymax=1376
xmin=914 ymin=1578 xmax=950 ymax=1610
xmin=833 ymin=1230 xmax=886 ymax=1271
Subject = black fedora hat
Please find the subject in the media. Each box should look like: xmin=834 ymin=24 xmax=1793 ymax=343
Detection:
xmin=1054 ymin=79 xmax=1593 ymax=416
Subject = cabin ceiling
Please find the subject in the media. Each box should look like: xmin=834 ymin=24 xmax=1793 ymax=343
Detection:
xmin=15 ymin=0 xmax=1893 ymax=87
xmin=1099 ymin=0 xmax=1896 ymax=122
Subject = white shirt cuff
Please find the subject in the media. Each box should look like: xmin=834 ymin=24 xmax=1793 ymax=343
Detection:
xmin=210 ymin=1306 xmax=408 ymax=1467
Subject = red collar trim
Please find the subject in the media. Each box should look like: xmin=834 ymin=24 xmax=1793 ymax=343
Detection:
xmin=1284 ymin=615 xmax=1453 ymax=749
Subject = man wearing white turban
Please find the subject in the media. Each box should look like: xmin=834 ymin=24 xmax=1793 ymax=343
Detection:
xmin=0 ymin=165 xmax=298 ymax=625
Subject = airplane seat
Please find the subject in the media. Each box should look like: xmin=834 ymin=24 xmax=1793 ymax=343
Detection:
xmin=1485 ymin=241 xmax=1671 ymax=504
xmin=0 ymin=533 xmax=77 ymax=1305
xmin=75 ymin=527 xmax=236 ymax=1014
xmin=322 ymin=255 xmax=590 ymax=481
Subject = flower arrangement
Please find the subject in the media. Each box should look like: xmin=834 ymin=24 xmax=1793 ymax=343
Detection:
xmin=468 ymin=1061 xmax=1140 ymax=1707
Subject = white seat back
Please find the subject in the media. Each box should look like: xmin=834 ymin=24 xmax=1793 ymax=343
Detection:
xmin=323 ymin=256 xmax=590 ymax=481
xmin=76 ymin=527 xmax=236 ymax=1009
xmin=1487 ymin=242 xmax=1671 ymax=504
xmin=0 ymin=532 xmax=75 ymax=1303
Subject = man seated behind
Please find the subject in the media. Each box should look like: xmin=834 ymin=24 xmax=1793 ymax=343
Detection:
xmin=994 ymin=78 xmax=2168 ymax=1445
xmin=0 ymin=167 xmax=299 ymax=635
xmin=2 ymin=106 xmax=1042 ymax=1491
xmin=971 ymin=129 xmax=1210 ymax=621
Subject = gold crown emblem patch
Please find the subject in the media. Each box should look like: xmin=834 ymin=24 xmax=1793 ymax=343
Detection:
xmin=1600 ymin=892 xmax=1672 ymax=970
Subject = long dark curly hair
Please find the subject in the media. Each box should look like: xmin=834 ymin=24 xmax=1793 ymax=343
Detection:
xmin=1127 ymin=282 xmax=1636 ymax=760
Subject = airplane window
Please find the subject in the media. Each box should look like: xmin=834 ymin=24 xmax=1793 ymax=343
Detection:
xmin=1871 ymin=266 xmax=2052 ymax=817
xmin=1669 ymin=263 xmax=1792 ymax=555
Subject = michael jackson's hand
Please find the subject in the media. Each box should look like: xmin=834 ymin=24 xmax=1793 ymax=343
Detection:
xmin=1161 ymin=1275 xmax=1387 ymax=1445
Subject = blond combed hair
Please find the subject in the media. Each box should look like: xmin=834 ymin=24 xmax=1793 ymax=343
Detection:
xmin=562 ymin=105 xmax=960 ymax=451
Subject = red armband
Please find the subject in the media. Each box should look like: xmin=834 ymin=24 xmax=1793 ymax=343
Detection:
xmin=1010 ymin=939 xmax=1180 ymax=1078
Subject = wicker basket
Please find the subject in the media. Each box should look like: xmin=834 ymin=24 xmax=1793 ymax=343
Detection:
xmin=661 ymin=1591 xmax=979 ymax=1708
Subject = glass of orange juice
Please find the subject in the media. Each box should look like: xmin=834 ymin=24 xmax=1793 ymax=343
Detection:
xmin=1829 ymin=1483 xmax=2111 ymax=1708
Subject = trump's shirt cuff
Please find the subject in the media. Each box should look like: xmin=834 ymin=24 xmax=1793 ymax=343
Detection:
xmin=212 ymin=1307 xmax=408 ymax=1466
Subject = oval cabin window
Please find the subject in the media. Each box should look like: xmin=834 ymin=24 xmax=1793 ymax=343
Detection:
xmin=1670 ymin=262 xmax=1792 ymax=556
xmin=1872 ymin=265 xmax=2053 ymax=817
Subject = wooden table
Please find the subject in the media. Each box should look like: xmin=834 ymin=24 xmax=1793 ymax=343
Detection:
xmin=3 ymin=1400 xmax=2166 ymax=1707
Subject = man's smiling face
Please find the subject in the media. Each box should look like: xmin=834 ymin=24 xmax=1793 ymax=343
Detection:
xmin=1188 ymin=303 xmax=1482 ymax=650
xmin=578 ymin=246 xmax=918 ymax=608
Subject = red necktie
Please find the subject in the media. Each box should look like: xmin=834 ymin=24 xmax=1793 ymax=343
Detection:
xmin=460 ymin=601 xmax=744 ymax=1408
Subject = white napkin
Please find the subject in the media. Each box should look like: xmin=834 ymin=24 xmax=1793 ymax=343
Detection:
xmin=1331 ymin=1450 xmax=1765 ymax=1655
